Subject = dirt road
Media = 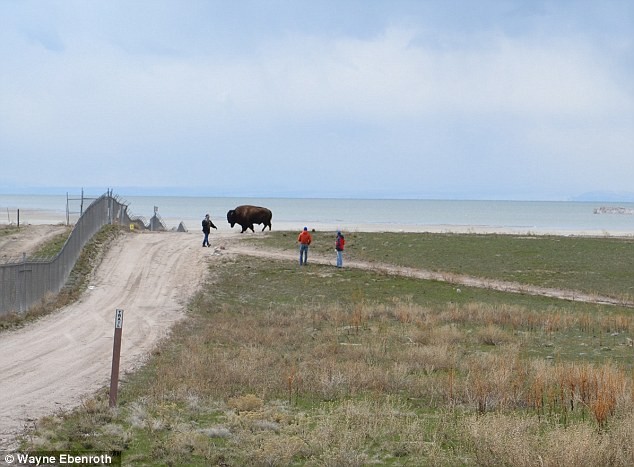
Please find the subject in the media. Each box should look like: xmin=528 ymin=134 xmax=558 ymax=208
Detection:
xmin=0 ymin=230 xmax=215 ymax=450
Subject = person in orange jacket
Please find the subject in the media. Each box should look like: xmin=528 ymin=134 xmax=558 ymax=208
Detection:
xmin=298 ymin=226 xmax=312 ymax=265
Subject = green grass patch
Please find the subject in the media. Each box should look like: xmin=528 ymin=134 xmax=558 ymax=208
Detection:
xmin=29 ymin=226 xmax=73 ymax=259
xmin=0 ymin=225 xmax=20 ymax=238
xmin=247 ymin=230 xmax=634 ymax=300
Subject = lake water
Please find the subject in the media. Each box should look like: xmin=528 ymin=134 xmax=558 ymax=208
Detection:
xmin=2 ymin=193 xmax=634 ymax=235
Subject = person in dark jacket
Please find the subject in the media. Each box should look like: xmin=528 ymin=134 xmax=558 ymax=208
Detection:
xmin=335 ymin=231 xmax=345 ymax=268
xmin=202 ymin=213 xmax=217 ymax=247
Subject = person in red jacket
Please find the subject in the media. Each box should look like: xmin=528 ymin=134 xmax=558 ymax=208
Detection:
xmin=298 ymin=227 xmax=312 ymax=265
xmin=335 ymin=231 xmax=345 ymax=268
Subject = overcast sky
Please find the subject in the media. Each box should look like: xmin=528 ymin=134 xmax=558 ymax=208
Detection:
xmin=1 ymin=1 xmax=633 ymax=200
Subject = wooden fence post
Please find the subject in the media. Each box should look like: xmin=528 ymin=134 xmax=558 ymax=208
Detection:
xmin=109 ymin=309 xmax=124 ymax=408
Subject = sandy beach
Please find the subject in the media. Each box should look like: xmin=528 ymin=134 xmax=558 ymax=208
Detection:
xmin=4 ymin=207 xmax=634 ymax=237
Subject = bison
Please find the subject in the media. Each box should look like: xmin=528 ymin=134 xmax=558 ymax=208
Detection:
xmin=227 ymin=205 xmax=272 ymax=233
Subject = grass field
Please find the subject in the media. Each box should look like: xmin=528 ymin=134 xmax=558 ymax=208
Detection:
xmin=18 ymin=232 xmax=634 ymax=465
xmin=249 ymin=231 xmax=634 ymax=300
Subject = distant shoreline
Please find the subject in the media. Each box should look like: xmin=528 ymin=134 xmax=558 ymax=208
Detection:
xmin=3 ymin=208 xmax=634 ymax=238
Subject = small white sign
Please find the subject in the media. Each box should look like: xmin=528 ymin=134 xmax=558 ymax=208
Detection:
xmin=115 ymin=309 xmax=124 ymax=329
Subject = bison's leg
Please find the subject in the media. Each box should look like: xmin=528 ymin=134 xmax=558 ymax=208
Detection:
xmin=240 ymin=224 xmax=247 ymax=233
xmin=249 ymin=224 xmax=255 ymax=233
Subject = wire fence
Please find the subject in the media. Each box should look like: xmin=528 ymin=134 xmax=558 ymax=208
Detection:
xmin=0 ymin=192 xmax=133 ymax=316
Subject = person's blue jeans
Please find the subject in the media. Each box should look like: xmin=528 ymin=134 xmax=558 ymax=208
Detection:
xmin=299 ymin=244 xmax=309 ymax=265
xmin=336 ymin=250 xmax=343 ymax=267
xmin=203 ymin=232 xmax=209 ymax=247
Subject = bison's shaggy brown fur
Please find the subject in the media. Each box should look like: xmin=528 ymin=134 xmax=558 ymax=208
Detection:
xmin=227 ymin=205 xmax=272 ymax=233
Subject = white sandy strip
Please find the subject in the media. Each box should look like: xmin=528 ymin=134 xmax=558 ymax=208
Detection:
xmin=5 ymin=208 xmax=634 ymax=237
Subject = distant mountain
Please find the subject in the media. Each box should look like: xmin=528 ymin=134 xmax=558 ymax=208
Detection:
xmin=571 ymin=191 xmax=634 ymax=202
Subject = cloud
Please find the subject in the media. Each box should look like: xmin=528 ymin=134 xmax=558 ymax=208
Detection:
xmin=82 ymin=25 xmax=624 ymax=131
xmin=261 ymin=28 xmax=630 ymax=119
xmin=1 ymin=1 xmax=633 ymax=199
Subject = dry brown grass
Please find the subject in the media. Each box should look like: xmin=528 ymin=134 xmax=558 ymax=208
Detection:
xmin=20 ymin=263 xmax=634 ymax=464
xmin=227 ymin=394 xmax=264 ymax=413
xmin=476 ymin=323 xmax=513 ymax=345
xmin=463 ymin=409 xmax=634 ymax=466
xmin=141 ymin=298 xmax=634 ymax=425
xmin=439 ymin=301 xmax=634 ymax=335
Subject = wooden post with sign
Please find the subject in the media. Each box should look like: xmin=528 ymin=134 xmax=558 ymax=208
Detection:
xmin=109 ymin=309 xmax=124 ymax=408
